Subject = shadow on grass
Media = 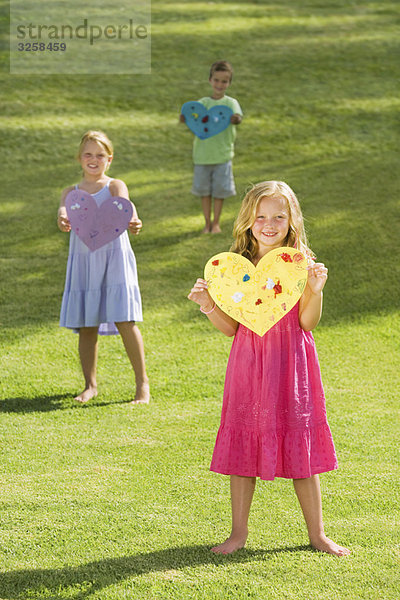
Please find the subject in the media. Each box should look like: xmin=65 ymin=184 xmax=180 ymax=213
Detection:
xmin=0 ymin=544 xmax=311 ymax=599
xmin=0 ymin=394 xmax=137 ymax=413
xmin=0 ymin=394 xmax=72 ymax=413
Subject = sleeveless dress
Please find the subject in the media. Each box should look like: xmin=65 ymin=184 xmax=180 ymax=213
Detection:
xmin=210 ymin=303 xmax=338 ymax=480
xmin=59 ymin=181 xmax=142 ymax=335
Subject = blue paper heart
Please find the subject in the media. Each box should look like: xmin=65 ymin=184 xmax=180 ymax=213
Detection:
xmin=181 ymin=101 xmax=233 ymax=140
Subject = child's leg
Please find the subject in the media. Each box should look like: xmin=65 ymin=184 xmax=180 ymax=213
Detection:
xmin=293 ymin=474 xmax=350 ymax=556
xmin=75 ymin=326 xmax=99 ymax=403
xmin=200 ymin=196 xmax=212 ymax=233
xmin=211 ymin=198 xmax=223 ymax=233
xmin=115 ymin=321 xmax=150 ymax=404
xmin=212 ymin=475 xmax=256 ymax=554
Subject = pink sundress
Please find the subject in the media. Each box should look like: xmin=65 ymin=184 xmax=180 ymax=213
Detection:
xmin=210 ymin=303 xmax=338 ymax=480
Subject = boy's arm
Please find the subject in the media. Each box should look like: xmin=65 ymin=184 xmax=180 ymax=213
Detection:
xmin=230 ymin=97 xmax=243 ymax=125
xmin=231 ymin=114 xmax=242 ymax=125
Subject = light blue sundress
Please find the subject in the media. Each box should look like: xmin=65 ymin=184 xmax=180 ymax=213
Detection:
xmin=59 ymin=181 xmax=142 ymax=335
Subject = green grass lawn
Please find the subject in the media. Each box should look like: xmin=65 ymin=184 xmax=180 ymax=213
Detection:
xmin=0 ymin=0 xmax=399 ymax=598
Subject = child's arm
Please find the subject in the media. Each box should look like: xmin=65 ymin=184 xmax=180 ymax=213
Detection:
xmin=57 ymin=186 xmax=74 ymax=232
xmin=188 ymin=278 xmax=239 ymax=337
xmin=298 ymin=263 xmax=328 ymax=331
xmin=110 ymin=179 xmax=142 ymax=236
xmin=230 ymin=114 xmax=242 ymax=125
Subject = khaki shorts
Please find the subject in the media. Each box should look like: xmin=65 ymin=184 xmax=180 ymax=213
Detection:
xmin=191 ymin=161 xmax=236 ymax=198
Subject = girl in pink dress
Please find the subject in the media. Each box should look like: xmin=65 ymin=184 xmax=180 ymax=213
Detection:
xmin=188 ymin=181 xmax=350 ymax=557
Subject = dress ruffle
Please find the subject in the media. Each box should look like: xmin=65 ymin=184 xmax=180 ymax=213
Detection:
xmin=60 ymin=282 xmax=142 ymax=330
xmin=211 ymin=422 xmax=338 ymax=481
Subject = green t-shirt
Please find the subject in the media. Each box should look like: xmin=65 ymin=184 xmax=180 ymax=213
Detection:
xmin=192 ymin=95 xmax=243 ymax=165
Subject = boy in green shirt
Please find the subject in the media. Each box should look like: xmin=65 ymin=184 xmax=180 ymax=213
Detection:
xmin=181 ymin=61 xmax=243 ymax=233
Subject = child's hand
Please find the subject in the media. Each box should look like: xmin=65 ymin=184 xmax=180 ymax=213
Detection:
xmin=57 ymin=215 xmax=71 ymax=232
xmin=129 ymin=218 xmax=142 ymax=235
xmin=179 ymin=114 xmax=186 ymax=123
xmin=230 ymin=113 xmax=242 ymax=125
xmin=188 ymin=278 xmax=214 ymax=311
xmin=307 ymin=262 xmax=328 ymax=294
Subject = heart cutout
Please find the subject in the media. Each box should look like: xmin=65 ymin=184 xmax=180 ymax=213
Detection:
xmin=181 ymin=101 xmax=233 ymax=139
xmin=65 ymin=189 xmax=133 ymax=251
xmin=204 ymin=247 xmax=308 ymax=336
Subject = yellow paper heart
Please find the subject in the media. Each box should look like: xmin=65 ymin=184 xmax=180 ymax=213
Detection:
xmin=204 ymin=247 xmax=308 ymax=336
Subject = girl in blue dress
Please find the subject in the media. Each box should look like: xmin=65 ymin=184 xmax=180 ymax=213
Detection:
xmin=58 ymin=130 xmax=149 ymax=404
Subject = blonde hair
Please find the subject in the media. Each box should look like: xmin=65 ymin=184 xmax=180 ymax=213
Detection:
xmin=231 ymin=181 xmax=314 ymax=261
xmin=78 ymin=130 xmax=113 ymax=159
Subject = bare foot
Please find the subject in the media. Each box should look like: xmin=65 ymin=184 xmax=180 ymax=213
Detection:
xmin=74 ymin=386 xmax=97 ymax=404
xmin=211 ymin=534 xmax=247 ymax=555
xmin=310 ymin=535 xmax=351 ymax=557
xmin=202 ymin=225 xmax=211 ymax=234
xmin=211 ymin=223 xmax=221 ymax=234
xmin=131 ymin=382 xmax=150 ymax=405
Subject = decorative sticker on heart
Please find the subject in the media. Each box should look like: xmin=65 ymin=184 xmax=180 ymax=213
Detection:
xmin=65 ymin=189 xmax=133 ymax=252
xmin=181 ymin=101 xmax=233 ymax=139
xmin=204 ymin=247 xmax=308 ymax=337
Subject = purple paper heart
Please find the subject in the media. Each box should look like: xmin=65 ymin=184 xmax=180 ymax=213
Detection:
xmin=65 ymin=189 xmax=133 ymax=251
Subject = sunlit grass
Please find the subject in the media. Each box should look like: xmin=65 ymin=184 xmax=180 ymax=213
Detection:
xmin=0 ymin=0 xmax=399 ymax=598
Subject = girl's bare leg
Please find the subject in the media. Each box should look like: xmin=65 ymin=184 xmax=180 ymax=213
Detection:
xmin=212 ymin=475 xmax=256 ymax=554
xmin=201 ymin=196 xmax=212 ymax=233
xmin=293 ymin=474 xmax=350 ymax=556
xmin=116 ymin=321 xmax=150 ymax=404
xmin=211 ymin=198 xmax=223 ymax=233
xmin=75 ymin=326 xmax=98 ymax=403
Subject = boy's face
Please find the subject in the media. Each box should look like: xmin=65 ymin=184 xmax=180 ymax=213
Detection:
xmin=209 ymin=71 xmax=231 ymax=99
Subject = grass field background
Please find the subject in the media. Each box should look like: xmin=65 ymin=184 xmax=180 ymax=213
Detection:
xmin=0 ymin=1 xmax=399 ymax=598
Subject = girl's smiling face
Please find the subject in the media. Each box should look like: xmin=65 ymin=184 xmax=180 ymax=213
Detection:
xmin=79 ymin=140 xmax=112 ymax=177
xmin=251 ymin=195 xmax=290 ymax=255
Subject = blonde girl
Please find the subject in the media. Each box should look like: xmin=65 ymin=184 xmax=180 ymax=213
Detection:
xmin=188 ymin=181 xmax=349 ymax=556
xmin=58 ymin=130 xmax=149 ymax=404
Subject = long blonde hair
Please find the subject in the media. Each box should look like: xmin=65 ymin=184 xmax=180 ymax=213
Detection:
xmin=231 ymin=181 xmax=314 ymax=261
